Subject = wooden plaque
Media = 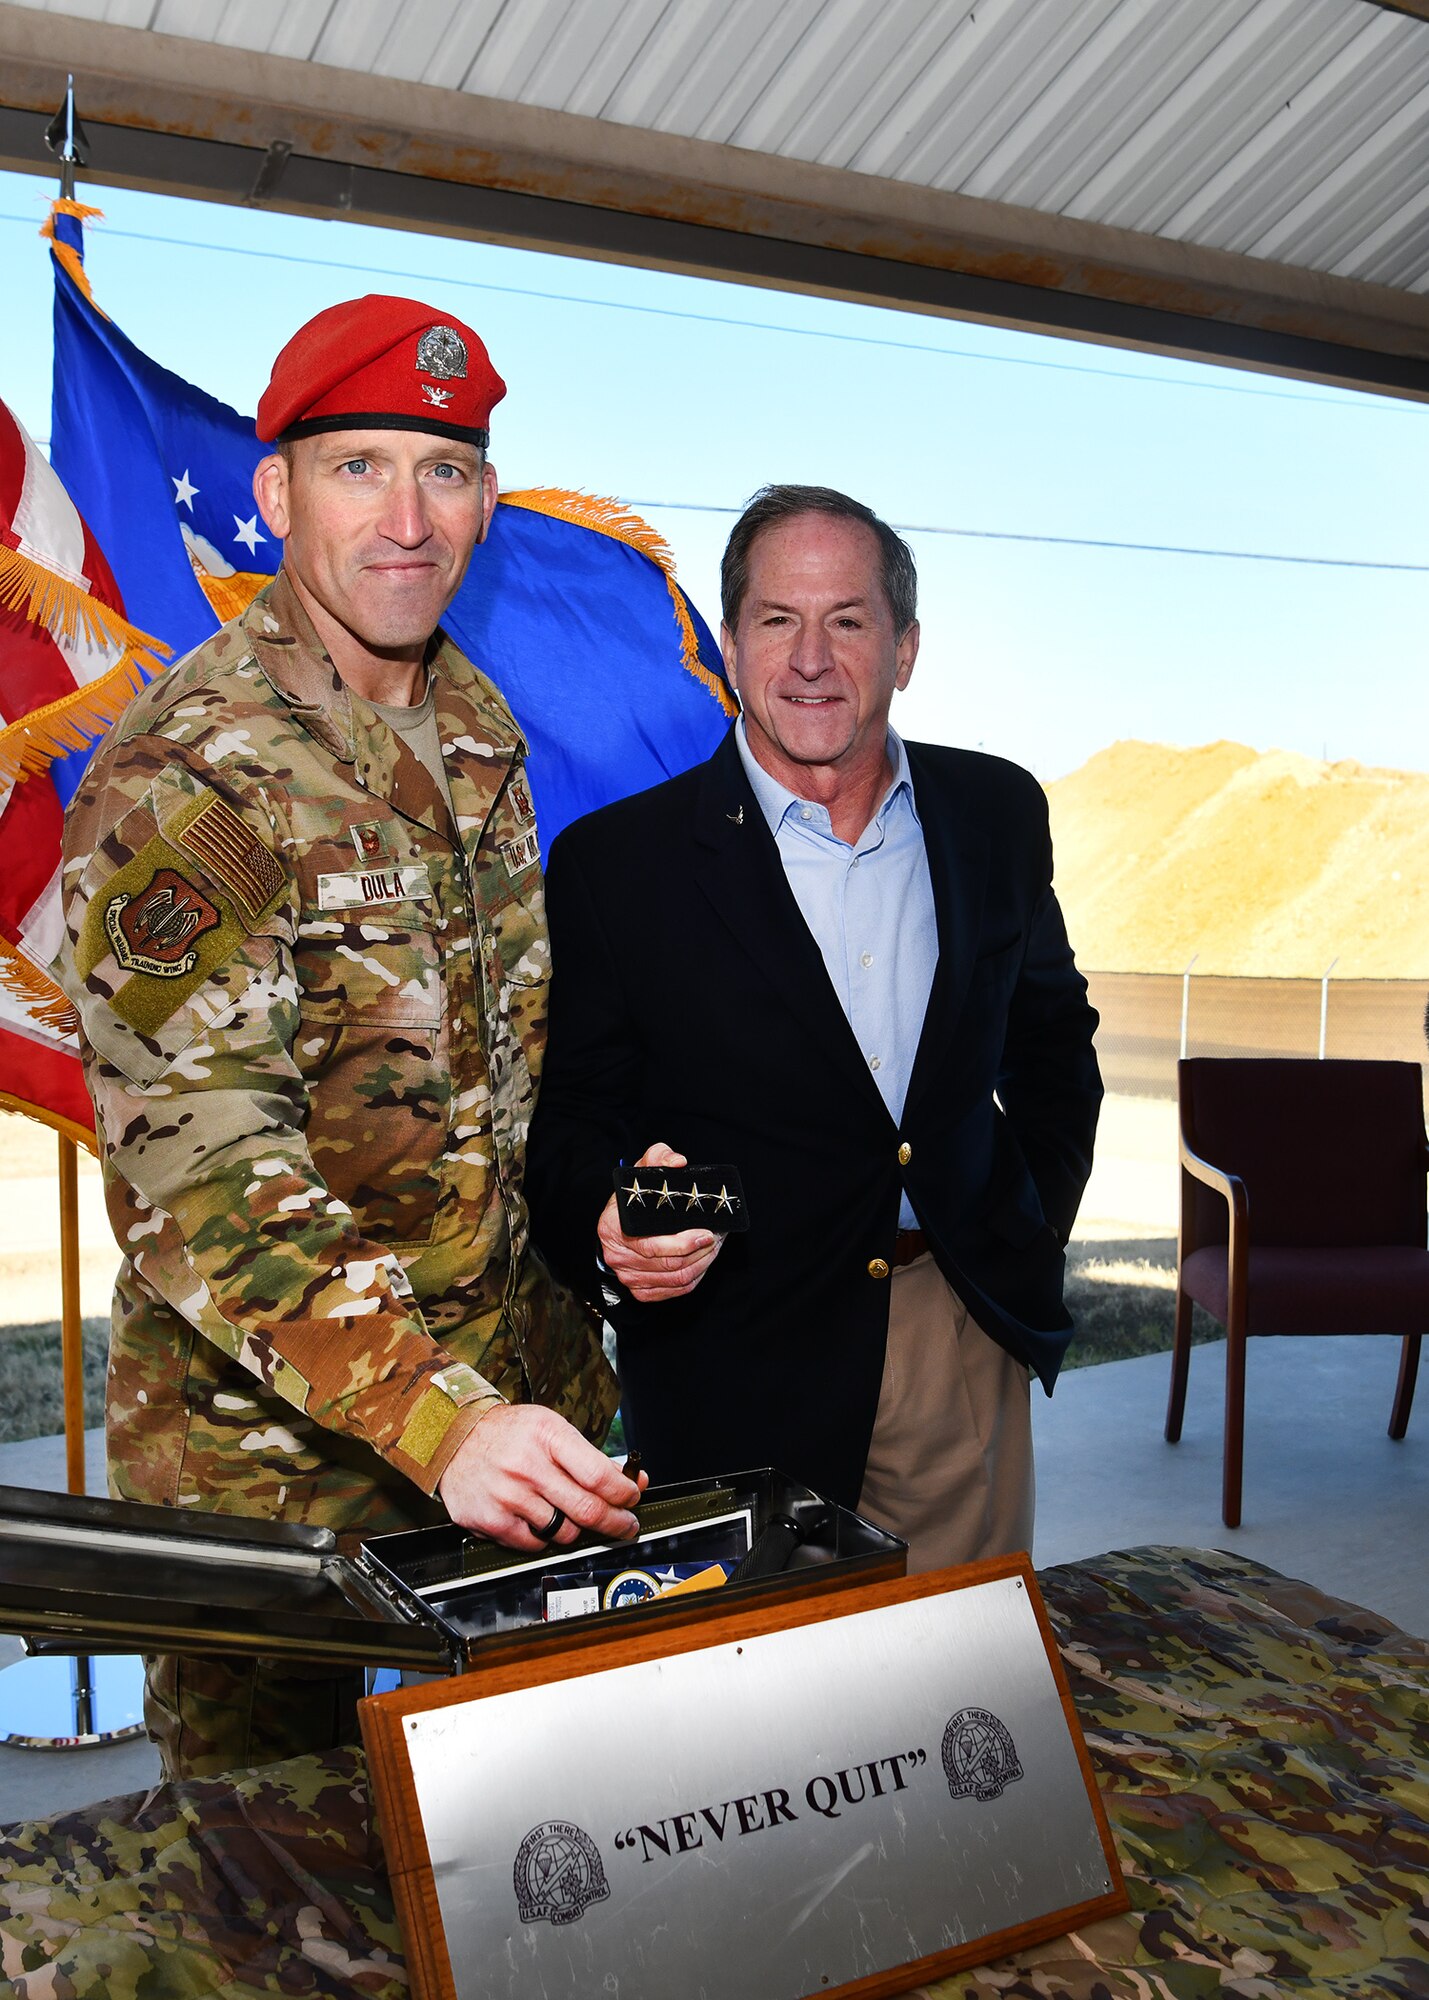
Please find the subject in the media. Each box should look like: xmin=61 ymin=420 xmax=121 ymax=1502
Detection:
xmin=362 ymin=1555 xmax=1128 ymax=2000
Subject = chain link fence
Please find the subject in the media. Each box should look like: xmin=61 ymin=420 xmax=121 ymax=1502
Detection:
xmin=1085 ymin=971 xmax=1429 ymax=1103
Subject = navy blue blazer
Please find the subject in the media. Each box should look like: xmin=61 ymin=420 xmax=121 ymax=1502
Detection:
xmin=526 ymin=728 xmax=1102 ymax=1508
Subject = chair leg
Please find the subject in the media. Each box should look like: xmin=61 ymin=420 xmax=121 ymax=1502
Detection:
xmin=1389 ymin=1334 xmax=1420 ymax=1441
xmin=1165 ymin=1284 xmax=1193 ymax=1443
xmin=1222 ymin=1313 xmax=1246 ymax=1530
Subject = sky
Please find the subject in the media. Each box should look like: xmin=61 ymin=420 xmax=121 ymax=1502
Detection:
xmin=3 ymin=163 xmax=1426 ymax=783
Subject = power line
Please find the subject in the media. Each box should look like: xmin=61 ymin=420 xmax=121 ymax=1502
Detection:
xmin=627 ymin=500 xmax=1429 ymax=572
xmin=14 ymin=436 xmax=1417 ymax=569
xmin=12 ymin=425 xmax=1421 ymax=570
xmin=1 ymin=207 xmax=1412 ymax=417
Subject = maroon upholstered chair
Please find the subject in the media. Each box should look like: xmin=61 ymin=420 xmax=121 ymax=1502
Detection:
xmin=1166 ymin=1057 xmax=1429 ymax=1528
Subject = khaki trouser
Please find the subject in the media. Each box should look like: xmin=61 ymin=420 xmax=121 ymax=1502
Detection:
xmin=856 ymin=1253 xmax=1035 ymax=1574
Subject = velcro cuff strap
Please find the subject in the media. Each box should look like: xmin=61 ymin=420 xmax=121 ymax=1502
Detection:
xmin=429 ymin=1361 xmax=493 ymax=1406
xmin=397 ymin=1374 xmax=504 ymax=1471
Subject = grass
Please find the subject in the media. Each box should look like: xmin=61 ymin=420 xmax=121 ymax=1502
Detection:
xmin=0 ymin=1250 xmax=1216 ymax=1447
xmin=1063 ymin=1237 xmax=1220 ymax=1369
xmin=0 ymin=1318 xmax=108 ymax=1445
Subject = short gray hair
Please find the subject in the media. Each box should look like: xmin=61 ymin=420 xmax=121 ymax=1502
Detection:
xmin=720 ymin=485 xmax=918 ymax=636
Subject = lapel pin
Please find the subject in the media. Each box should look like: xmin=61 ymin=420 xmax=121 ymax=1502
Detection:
xmin=726 ymin=806 xmax=744 ymax=825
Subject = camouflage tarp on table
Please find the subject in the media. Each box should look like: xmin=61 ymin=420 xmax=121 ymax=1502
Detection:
xmin=2 ymin=1546 xmax=1426 ymax=1999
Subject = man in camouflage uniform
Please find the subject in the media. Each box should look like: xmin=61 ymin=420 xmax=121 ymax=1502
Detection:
xmin=54 ymin=296 xmax=637 ymax=1778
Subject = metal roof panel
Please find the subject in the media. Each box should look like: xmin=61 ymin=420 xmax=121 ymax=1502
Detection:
xmin=1074 ymin=3 xmax=1372 ymax=234
xmin=6 ymin=0 xmax=1428 ymax=296
xmin=532 ymin=0 xmax=668 ymax=119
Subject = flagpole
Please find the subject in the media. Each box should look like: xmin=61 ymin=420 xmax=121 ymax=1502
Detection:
xmin=60 ymin=78 xmax=74 ymax=202
xmin=59 ymin=1132 xmax=96 ymax=1807
xmin=46 ymin=70 xmax=88 ymax=1508
xmin=58 ymin=1133 xmax=85 ymax=1497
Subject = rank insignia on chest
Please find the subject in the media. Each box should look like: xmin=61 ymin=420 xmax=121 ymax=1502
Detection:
xmin=500 ymin=830 xmax=540 ymax=876
xmin=349 ymin=820 xmax=391 ymax=863
xmin=317 ymin=862 xmax=434 ymax=910
xmin=104 ymin=869 xmax=220 ymax=977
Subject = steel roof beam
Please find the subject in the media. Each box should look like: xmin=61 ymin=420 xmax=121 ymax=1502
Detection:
xmin=1 ymin=1 xmax=1426 ymax=401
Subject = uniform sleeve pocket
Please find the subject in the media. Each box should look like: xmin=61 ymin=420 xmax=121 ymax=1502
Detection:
xmin=83 ymin=934 xmax=284 ymax=1088
xmin=68 ymin=788 xmax=289 ymax=1088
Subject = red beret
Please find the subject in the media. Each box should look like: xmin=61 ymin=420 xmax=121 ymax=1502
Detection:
xmin=256 ymin=295 xmax=506 ymax=447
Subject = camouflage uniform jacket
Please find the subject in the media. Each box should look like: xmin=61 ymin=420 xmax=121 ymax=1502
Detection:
xmin=55 ymin=571 xmax=616 ymax=1537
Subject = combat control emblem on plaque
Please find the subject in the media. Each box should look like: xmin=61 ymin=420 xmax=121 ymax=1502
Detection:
xmin=942 ymin=1707 xmax=1024 ymax=1804
xmin=513 ymin=1821 xmax=610 ymax=1927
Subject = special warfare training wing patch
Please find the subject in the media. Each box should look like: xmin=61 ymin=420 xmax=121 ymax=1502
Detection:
xmin=105 ymin=868 xmax=219 ymax=977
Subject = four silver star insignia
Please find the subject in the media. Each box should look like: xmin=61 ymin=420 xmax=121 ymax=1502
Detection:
xmin=619 ymin=1175 xmax=741 ymax=1216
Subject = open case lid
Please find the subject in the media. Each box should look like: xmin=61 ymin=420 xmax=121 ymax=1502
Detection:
xmin=0 ymin=1470 xmax=905 ymax=1674
xmin=0 ymin=1482 xmax=453 ymax=1673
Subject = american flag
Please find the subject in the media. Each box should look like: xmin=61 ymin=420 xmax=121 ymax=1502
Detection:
xmin=0 ymin=396 xmax=165 ymax=1138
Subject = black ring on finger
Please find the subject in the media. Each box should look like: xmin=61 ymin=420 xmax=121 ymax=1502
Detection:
xmin=534 ymin=1505 xmax=565 ymax=1542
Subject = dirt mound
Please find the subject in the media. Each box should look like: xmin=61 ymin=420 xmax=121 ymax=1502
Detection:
xmin=1046 ymin=740 xmax=1429 ymax=977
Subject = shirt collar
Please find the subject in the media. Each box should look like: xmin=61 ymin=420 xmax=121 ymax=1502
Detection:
xmin=734 ymin=718 xmax=919 ymax=837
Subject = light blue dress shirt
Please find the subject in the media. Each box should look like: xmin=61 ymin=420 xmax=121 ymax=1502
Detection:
xmin=734 ymin=720 xmax=938 ymax=1229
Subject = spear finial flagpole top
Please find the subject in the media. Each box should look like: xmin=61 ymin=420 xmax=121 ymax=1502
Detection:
xmin=44 ymin=75 xmax=91 ymax=201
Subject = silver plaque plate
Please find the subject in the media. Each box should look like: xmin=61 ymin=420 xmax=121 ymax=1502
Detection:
xmin=403 ymin=1575 xmax=1112 ymax=1999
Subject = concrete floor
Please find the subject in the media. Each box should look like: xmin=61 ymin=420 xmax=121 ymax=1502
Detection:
xmin=1 ymin=1329 xmax=1424 ymax=1827
xmin=1032 ymin=1330 xmax=1428 ymax=1638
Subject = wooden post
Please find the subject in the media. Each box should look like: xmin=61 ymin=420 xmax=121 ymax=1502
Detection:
xmin=57 ymin=1131 xmax=85 ymax=1497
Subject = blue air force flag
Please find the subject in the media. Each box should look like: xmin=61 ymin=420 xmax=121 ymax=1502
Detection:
xmin=45 ymin=200 xmax=734 ymax=836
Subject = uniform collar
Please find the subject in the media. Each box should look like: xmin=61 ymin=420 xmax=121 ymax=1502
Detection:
xmin=242 ymin=568 xmax=526 ymax=850
xmin=243 ymin=569 xmax=356 ymax=762
xmin=242 ymin=568 xmax=524 ymax=764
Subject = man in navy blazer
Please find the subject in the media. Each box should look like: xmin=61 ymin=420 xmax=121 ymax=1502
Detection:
xmin=526 ymin=485 xmax=1101 ymax=1569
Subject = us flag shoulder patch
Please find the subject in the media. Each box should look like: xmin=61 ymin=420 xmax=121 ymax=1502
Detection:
xmin=175 ymin=793 xmax=285 ymax=921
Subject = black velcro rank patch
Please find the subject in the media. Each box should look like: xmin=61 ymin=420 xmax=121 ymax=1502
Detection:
xmin=613 ymin=1164 xmax=749 ymax=1236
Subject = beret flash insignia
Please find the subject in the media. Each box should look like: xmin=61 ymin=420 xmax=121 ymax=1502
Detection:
xmin=416 ymin=324 xmax=468 ymax=380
